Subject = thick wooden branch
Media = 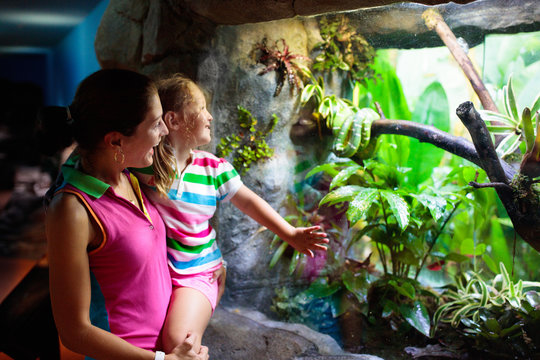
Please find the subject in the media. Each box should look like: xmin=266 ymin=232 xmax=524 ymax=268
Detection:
xmin=370 ymin=119 xmax=516 ymax=179
xmin=455 ymin=101 xmax=510 ymax=184
xmin=456 ymin=101 xmax=540 ymax=252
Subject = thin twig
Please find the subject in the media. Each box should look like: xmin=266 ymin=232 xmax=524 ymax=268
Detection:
xmin=468 ymin=181 xmax=513 ymax=190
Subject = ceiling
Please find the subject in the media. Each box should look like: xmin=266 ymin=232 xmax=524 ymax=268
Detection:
xmin=0 ymin=0 xmax=104 ymax=52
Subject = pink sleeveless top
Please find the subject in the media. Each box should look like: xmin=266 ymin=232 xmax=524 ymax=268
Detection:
xmin=59 ymin=171 xmax=171 ymax=351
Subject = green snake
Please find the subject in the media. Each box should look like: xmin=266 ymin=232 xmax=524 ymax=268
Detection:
xmin=331 ymin=107 xmax=379 ymax=158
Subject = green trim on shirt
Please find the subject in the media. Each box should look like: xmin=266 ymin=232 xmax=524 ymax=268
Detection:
xmin=62 ymin=153 xmax=110 ymax=199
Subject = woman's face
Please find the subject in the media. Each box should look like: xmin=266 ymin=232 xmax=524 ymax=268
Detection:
xmin=180 ymin=85 xmax=213 ymax=148
xmin=123 ymin=93 xmax=168 ymax=168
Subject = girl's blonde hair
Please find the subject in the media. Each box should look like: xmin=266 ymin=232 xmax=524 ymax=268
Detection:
xmin=153 ymin=73 xmax=197 ymax=196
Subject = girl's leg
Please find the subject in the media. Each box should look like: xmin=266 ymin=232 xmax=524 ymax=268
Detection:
xmin=163 ymin=287 xmax=213 ymax=354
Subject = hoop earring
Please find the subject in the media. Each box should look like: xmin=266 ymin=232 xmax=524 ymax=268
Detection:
xmin=114 ymin=149 xmax=125 ymax=164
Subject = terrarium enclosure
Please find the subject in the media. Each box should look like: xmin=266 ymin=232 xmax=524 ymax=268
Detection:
xmin=92 ymin=0 xmax=540 ymax=358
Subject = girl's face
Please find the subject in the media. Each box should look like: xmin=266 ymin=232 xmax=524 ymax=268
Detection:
xmin=180 ymin=85 xmax=213 ymax=148
xmin=123 ymin=93 xmax=168 ymax=168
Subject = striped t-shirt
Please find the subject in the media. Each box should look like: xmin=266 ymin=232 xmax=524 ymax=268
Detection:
xmin=136 ymin=150 xmax=242 ymax=275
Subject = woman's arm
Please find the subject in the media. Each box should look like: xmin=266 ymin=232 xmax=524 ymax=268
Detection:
xmin=47 ymin=193 xmax=156 ymax=360
xmin=230 ymin=185 xmax=329 ymax=257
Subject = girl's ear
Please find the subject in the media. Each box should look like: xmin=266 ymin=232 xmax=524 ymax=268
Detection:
xmin=164 ymin=111 xmax=181 ymax=131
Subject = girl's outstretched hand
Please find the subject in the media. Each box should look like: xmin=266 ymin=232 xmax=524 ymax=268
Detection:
xmin=286 ymin=225 xmax=329 ymax=257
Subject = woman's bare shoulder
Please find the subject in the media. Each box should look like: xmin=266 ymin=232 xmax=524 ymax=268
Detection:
xmin=46 ymin=191 xmax=92 ymax=236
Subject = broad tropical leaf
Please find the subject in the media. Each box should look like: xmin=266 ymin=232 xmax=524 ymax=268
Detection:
xmin=400 ymin=301 xmax=431 ymax=337
xmin=346 ymin=188 xmax=379 ymax=226
xmin=329 ymin=164 xmax=362 ymax=190
xmin=320 ymin=185 xmax=366 ymax=206
xmin=381 ymin=190 xmax=410 ymax=230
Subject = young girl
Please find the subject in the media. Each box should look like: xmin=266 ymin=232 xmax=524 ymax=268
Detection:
xmin=135 ymin=73 xmax=329 ymax=353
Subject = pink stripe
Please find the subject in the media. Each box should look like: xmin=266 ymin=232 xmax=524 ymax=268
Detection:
xmin=168 ymin=224 xmax=212 ymax=239
xmin=160 ymin=205 xmax=209 ymax=225
xmin=192 ymin=156 xmax=223 ymax=168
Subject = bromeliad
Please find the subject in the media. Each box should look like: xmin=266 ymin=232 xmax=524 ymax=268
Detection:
xmin=254 ymin=38 xmax=311 ymax=97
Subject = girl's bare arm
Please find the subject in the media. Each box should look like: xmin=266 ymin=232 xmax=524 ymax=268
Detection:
xmin=230 ymin=185 xmax=329 ymax=257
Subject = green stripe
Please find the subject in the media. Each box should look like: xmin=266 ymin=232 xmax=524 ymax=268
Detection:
xmin=167 ymin=237 xmax=216 ymax=253
xmin=216 ymin=169 xmax=239 ymax=189
xmin=184 ymin=173 xmax=213 ymax=187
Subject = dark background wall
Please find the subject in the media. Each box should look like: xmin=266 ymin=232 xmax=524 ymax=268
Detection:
xmin=0 ymin=0 xmax=108 ymax=106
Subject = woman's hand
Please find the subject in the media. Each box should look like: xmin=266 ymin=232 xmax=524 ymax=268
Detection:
xmin=168 ymin=333 xmax=209 ymax=360
xmin=211 ymin=263 xmax=227 ymax=305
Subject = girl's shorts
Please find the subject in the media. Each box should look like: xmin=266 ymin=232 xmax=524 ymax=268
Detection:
xmin=170 ymin=263 xmax=222 ymax=310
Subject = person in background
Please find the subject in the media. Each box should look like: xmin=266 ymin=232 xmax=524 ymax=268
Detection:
xmin=42 ymin=69 xmax=208 ymax=360
xmin=134 ymin=73 xmax=330 ymax=354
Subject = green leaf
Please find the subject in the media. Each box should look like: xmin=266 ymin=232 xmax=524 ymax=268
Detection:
xmin=451 ymin=303 xmax=479 ymax=327
xmin=479 ymin=110 xmax=519 ymax=126
xmin=486 ymin=124 xmax=520 ymax=134
xmin=381 ymin=190 xmax=410 ymax=230
xmin=289 ymin=250 xmax=301 ymax=275
xmin=400 ymin=301 xmax=431 ymax=337
xmin=329 ymin=164 xmax=362 ymax=190
xmin=269 ymin=241 xmax=288 ymax=268
xmin=346 ymin=188 xmax=379 ymax=226
xmin=389 ymin=279 xmax=416 ymax=300
xmin=305 ymin=277 xmax=342 ymax=298
xmin=382 ymin=299 xmax=399 ymax=318
xmin=499 ymin=322 xmax=523 ymax=338
xmin=531 ymin=92 xmax=540 ymax=116
xmin=460 ymin=238 xmax=486 ymax=256
xmin=496 ymin=132 xmax=522 ymax=158
xmin=504 ymin=75 xmax=520 ymax=123
xmin=482 ymin=253 xmax=498 ymax=274
xmin=306 ymin=163 xmax=340 ymax=179
xmin=411 ymin=193 xmax=446 ymax=221
xmin=300 ymin=84 xmax=315 ymax=104
xmin=320 ymin=185 xmax=366 ymax=207
xmin=522 ymin=107 xmax=534 ymax=152
xmin=484 ymin=318 xmax=501 ymax=334
xmin=499 ymin=261 xmax=512 ymax=288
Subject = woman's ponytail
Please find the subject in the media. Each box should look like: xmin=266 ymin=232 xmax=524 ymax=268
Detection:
xmin=36 ymin=106 xmax=75 ymax=156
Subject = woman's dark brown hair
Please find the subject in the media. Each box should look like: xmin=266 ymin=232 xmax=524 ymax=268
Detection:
xmin=38 ymin=69 xmax=158 ymax=155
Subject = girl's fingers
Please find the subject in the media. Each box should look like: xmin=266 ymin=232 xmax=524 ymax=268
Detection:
xmin=304 ymin=225 xmax=322 ymax=233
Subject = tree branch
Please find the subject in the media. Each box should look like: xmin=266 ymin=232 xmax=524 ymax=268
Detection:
xmin=468 ymin=181 xmax=513 ymax=190
xmin=370 ymin=118 xmax=516 ymax=179
xmin=455 ymin=101 xmax=510 ymax=184
xmin=422 ymin=9 xmax=498 ymax=112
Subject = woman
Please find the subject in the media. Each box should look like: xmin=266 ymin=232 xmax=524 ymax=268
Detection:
xmin=43 ymin=69 xmax=208 ymax=360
